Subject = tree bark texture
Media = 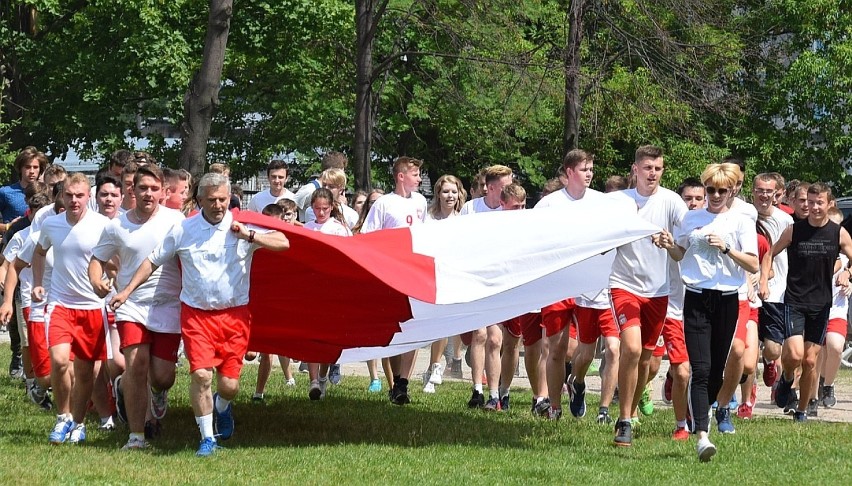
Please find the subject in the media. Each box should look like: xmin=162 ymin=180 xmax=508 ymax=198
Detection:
xmin=563 ymin=0 xmax=586 ymax=154
xmin=353 ymin=0 xmax=377 ymax=192
xmin=179 ymin=0 xmax=233 ymax=178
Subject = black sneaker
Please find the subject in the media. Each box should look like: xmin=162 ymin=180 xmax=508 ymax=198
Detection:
xmin=569 ymin=380 xmax=587 ymax=418
xmin=499 ymin=395 xmax=510 ymax=411
xmin=391 ymin=378 xmax=410 ymax=405
xmin=467 ymin=390 xmax=485 ymax=409
xmin=784 ymin=396 xmax=799 ymax=415
xmin=483 ymin=397 xmax=500 ymax=411
xmin=822 ymin=385 xmax=836 ymax=408
xmin=596 ymin=407 xmax=612 ymax=424
xmin=794 ymin=410 xmax=807 ymax=422
xmin=775 ymin=374 xmax=794 ymax=409
xmin=114 ymin=375 xmax=128 ymax=424
xmin=807 ymin=398 xmax=819 ymax=418
xmin=532 ymin=397 xmax=551 ymax=417
xmin=613 ymin=419 xmax=632 ymax=446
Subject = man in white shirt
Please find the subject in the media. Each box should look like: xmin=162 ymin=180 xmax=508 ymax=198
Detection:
xmin=609 ymin=146 xmax=687 ymax=447
xmin=90 ymin=165 xmax=185 ymax=451
xmin=248 ymin=160 xmax=296 ymax=212
xmin=361 ymin=156 xmax=427 ymax=405
xmin=110 ymin=172 xmax=289 ymax=457
xmin=31 ymin=173 xmax=112 ymax=445
xmin=458 ymin=164 xmax=513 ymax=410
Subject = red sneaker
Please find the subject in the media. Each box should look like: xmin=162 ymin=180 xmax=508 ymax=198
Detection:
xmin=763 ymin=359 xmax=779 ymax=387
xmin=662 ymin=372 xmax=673 ymax=404
xmin=736 ymin=402 xmax=753 ymax=420
xmin=672 ymin=426 xmax=689 ymax=441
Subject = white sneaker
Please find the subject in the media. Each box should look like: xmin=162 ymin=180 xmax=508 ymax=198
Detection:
xmin=286 ymin=378 xmax=296 ymax=387
xmin=122 ymin=437 xmax=150 ymax=450
xmin=423 ymin=382 xmax=436 ymax=394
xmin=99 ymin=416 xmax=115 ymax=431
xmin=68 ymin=423 xmax=87 ymax=444
xmin=428 ymin=363 xmax=444 ymax=385
xmin=697 ymin=437 xmax=717 ymax=462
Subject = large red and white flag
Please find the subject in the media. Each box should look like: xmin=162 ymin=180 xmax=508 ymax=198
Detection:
xmin=236 ymin=196 xmax=658 ymax=363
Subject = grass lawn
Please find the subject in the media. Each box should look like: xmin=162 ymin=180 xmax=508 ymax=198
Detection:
xmin=0 ymin=346 xmax=850 ymax=485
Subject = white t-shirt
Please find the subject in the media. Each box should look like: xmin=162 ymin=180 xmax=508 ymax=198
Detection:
xmin=18 ymin=231 xmax=53 ymax=322
xmin=38 ymin=210 xmax=110 ymax=309
xmin=247 ymin=188 xmax=296 ymax=213
xmin=609 ymin=187 xmax=688 ymax=298
xmin=305 ymin=202 xmax=359 ymax=229
xmin=666 ymin=259 xmax=685 ymax=320
xmin=304 ymin=218 xmax=351 ymax=236
xmin=30 ymin=205 xmax=56 ymax=232
xmin=361 ymin=192 xmax=427 ymax=232
xmin=730 ymin=197 xmax=758 ymax=223
xmin=460 ymin=196 xmax=502 ymax=215
xmin=759 ymin=207 xmax=794 ymax=302
xmin=3 ymin=226 xmax=33 ymax=308
xmin=293 ymin=180 xmax=321 ymax=222
xmin=149 ymin=211 xmax=265 ymax=310
xmin=675 ymin=209 xmax=758 ymax=291
xmin=535 ymin=188 xmax=610 ymax=308
xmin=92 ymin=207 xmax=184 ymax=333
xmin=829 ymin=254 xmax=849 ymax=321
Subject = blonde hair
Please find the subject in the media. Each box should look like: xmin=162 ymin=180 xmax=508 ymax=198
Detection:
xmin=428 ymin=174 xmax=467 ymax=217
xmin=500 ymin=183 xmax=526 ymax=203
xmin=701 ymin=163 xmax=739 ymax=190
xmin=484 ymin=164 xmax=513 ymax=185
xmin=320 ymin=168 xmax=347 ymax=188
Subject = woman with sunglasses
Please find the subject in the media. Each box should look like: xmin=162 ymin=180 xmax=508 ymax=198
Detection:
xmin=658 ymin=162 xmax=759 ymax=462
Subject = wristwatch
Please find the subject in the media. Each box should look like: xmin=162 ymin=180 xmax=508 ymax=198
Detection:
xmin=722 ymin=244 xmax=730 ymax=255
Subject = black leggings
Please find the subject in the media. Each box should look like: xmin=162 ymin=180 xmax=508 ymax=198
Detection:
xmin=683 ymin=289 xmax=738 ymax=433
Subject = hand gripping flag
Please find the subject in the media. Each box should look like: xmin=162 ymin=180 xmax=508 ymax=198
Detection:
xmin=235 ymin=195 xmax=659 ymax=363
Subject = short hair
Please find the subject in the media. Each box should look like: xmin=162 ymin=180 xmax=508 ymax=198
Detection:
xmin=321 ymin=151 xmax=348 ymax=170
xmin=320 ymin=168 xmax=347 ymax=188
xmin=605 ymin=175 xmax=628 ymax=192
xmin=262 ymin=203 xmax=284 ymax=218
xmin=500 ymin=183 xmax=526 ymax=203
xmin=392 ymin=156 xmax=423 ymax=176
xmin=767 ymin=172 xmax=785 ymax=191
xmin=24 ymin=181 xmax=47 ymax=201
xmin=52 ymin=181 xmax=66 ymax=210
xmin=277 ymin=198 xmax=297 ymax=212
xmin=121 ymin=162 xmax=139 ymax=179
xmin=634 ymin=145 xmax=664 ymax=163
xmin=133 ymin=151 xmax=157 ymax=166
xmin=794 ymin=181 xmax=811 ymax=197
xmin=562 ymin=149 xmax=593 ymax=171
xmin=66 ymin=172 xmax=91 ymax=190
xmin=807 ymin=182 xmax=832 ymax=199
xmin=26 ymin=182 xmax=50 ymax=212
xmin=541 ymin=177 xmax=563 ymax=197
xmin=483 ymin=164 xmax=513 ymax=185
xmin=209 ymin=162 xmax=229 ymax=174
xmin=14 ymin=146 xmax=48 ymax=174
xmin=753 ymin=173 xmax=777 ymax=189
xmin=134 ymin=165 xmax=165 ymax=186
xmin=722 ymin=155 xmax=745 ymax=174
xmin=266 ymin=159 xmax=288 ymax=176
xmin=198 ymin=172 xmax=231 ymax=195
xmin=700 ymin=163 xmax=739 ymax=190
xmin=42 ymin=164 xmax=68 ymax=182
xmin=163 ymin=167 xmax=191 ymax=183
xmin=96 ymin=174 xmax=122 ymax=193
xmin=109 ymin=149 xmax=133 ymax=168
xmin=677 ymin=177 xmax=704 ymax=196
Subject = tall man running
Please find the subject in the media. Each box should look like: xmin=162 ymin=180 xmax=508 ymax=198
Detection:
xmin=89 ymin=165 xmax=185 ymax=450
xmin=110 ymin=173 xmax=289 ymax=456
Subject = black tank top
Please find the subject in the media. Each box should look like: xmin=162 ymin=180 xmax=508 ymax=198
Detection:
xmin=785 ymin=219 xmax=841 ymax=309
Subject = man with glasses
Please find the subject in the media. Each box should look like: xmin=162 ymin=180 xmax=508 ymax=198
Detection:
xmin=247 ymin=160 xmax=296 ymax=212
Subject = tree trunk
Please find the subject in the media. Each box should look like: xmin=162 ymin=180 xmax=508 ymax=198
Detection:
xmin=563 ymin=0 xmax=586 ymax=154
xmin=178 ymin=0 xmax=233 ymax=178
xmin=353 ymin=0 xmax=376 ymax=192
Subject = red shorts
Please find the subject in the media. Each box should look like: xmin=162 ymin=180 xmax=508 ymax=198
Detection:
xmin=542 ymin=298 xmax=577 ymax=338
xmin=827 ymin=318 xmax=848 ymax=338
xmin=46 ymin=305 xmax=107 ymax=361
xmin=575 ymin=306 xmax=618 ymax=344
xmin=749 ymin=306 xmax=759 ymax=324
xmin=27 ymin=319 xmax=51 ymax=378
xmin=733 ymin=299 xmax=750 ymax=344
xmin=653 ymin=317 xmax=690 ymax=364
xmin=181 ymin=304 xmax=250 ymax=379
xmin=502 ymin=313 xmax=543 ymax=347
xmin=609 ymin=288 xmax=667 ymax=350
xmin=117 ymin=321 xmax=181 ymax=363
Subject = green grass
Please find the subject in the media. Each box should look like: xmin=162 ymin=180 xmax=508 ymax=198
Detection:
xmin=0 ymin=346 xmax=850 ymax=485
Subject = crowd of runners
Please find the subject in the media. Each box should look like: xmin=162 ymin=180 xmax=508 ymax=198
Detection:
xmin=0 ymin=145 xmax=849 ymax=462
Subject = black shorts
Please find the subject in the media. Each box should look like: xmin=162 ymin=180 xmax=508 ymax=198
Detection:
xmin=787 ymin=304 xmax=830 ymax=345
xmin=758 ymin=302 xmax=788 ymax=345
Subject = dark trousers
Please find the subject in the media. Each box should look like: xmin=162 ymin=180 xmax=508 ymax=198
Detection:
xmin=7 ymin=288 xmax=22 ymax=374
xmin=684 ymin=289 xmax=738 ymax=433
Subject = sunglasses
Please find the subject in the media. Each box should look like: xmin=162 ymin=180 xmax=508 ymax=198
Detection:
xmin=705 ymin=186 xmax=730 ymax=196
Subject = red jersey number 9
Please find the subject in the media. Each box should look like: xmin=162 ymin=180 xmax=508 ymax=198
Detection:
xmin=406 ymin=215 xmax=413 ymax=226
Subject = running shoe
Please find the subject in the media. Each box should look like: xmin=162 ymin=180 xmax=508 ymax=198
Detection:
xmin=122 ymin=437 xmax=150 ymax=450
xmin=822 ymin=385 xmax=836 ymax=408
xmin=596 ymin=407 xmax=612 ymax=424
xmin=569 ymin=379 xmax=587 ymax=418
xmin=49 ymin=416 xmax=74 ymax=444
xmin=328 ymin=364 xmax=342 ymax=385
xmin=150 ymin=387 xmax=169 ymax=420
xmin=99 ymin=416 xmax=116 ymax=431
xmin=807 ymin=398 xmax=819 ymax=418
xmin=368 ymin=379 xmax=382 ymax=393
xmin=784 ymin=397 xmax=799 ymax=416
xmin=638 ymin=385 xmax=654 ymax=416
xmin=309 ymin=382 xmax=322 ymax=401
xmin=114 ymin=375 xmax=128 ymax=424
xmin=662 ymin=372 xmax=673 ymax=405
xmin=449 ymin=358 xmax=463 ymax=378
xmin=298 ymin=362 xmax=309 ymax=373
xmin=548 ymin=407 xmax=562 ymax=421
xmin=671 ymin=426 xmax=689 ymax=441
xmin=38 ymin=393 xmax=54 ymax=412
xmin=68 ymin=423 xmax=86 ymax=444
xmin=793 ymin=411 xmax=807 ymax=423
xmin=715 ymin=407 xmax=736 ymax=434
xmin=196 ymin=437 xmax=222 ymax=457
xmin=500 ymin=395 xmax=510 ymax=411
xmin=483 ymin=397 xmax=500 ymax=411
xmin=423 ymin=382 xmax=436 ymax=394
xmin=532 ymin=397 xmax=551 ymax=417
xmin=736 ymin=402 xmax=753 ymax=420
xmin=286 ymin=378 xmax=296 ymax=387
xmin=212 ymin=393 xmax=234 ymax=440
xmin=613 ymin=419 xmax=632 ymax=447
xmin=428 ymin=363 xmax=444 ymax=385
xmin=697 ymin=437 xmax=717 ymax=462
xmin=775 ymin=374 xmax=794 ymax=409
xmin=762 ymin=358 xmax=779 ymax=387
xmin=390 ymin=378 xmax=410 ymax=405
xmin=467 ymin=390 xmax=485 ymax=409
xmin=252 ymin=393 xmax=265 ymax=403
